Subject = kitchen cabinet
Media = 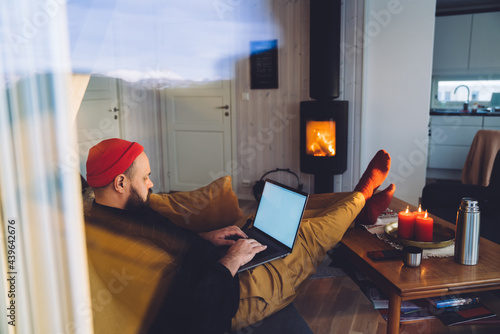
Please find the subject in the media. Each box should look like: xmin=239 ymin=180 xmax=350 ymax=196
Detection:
xmin=433 ymin=12 xmax=500 ymax=74
xmin=432 ymin=15 xmax=472 ymax=72
xmin=428 ymin=115 xmax=500 ymax=172
xmin=428 ymin=116 xmax=482 ymax=169
xmin=469 ymin=12 xmax=500 ymax=71
xmin=483 ymin=116 xmax=500 ymax=131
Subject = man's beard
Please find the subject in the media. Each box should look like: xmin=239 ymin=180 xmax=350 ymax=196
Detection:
xmin=125 ymin=186 xmax=152 ymax=211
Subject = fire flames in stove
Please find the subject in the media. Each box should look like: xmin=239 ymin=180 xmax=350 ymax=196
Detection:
xmin=306 ymin=120 xmax=336 ymax=157
xmin=299 ymin=100 xmax=347 ymax=190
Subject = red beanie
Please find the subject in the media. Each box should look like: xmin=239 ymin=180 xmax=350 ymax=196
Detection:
xmin=86 ymin=138 xmax=144 ymax=187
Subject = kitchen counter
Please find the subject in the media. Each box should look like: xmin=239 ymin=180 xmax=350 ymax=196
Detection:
xmin=431 ymin=109 xmax=500 ymax=116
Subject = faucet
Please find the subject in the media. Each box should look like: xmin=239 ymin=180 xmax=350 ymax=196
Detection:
xmin=454 ymin=85 xmax=470 ymax=111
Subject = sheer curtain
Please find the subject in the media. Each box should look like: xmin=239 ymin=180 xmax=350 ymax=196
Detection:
xmin=0 ymin=1 xmax=93 ymax=333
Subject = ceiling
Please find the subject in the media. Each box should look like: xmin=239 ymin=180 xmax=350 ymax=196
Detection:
xmin=436 ymin=0 xmax=500 ymax=16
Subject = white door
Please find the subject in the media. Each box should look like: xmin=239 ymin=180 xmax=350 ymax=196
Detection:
xmin=75 ymin=75 xmax=121 ymax=176
xmin=160 ymin=6 xmax=235 ymax=191
xmin=165 ymin=80 xmax=232 ymax=191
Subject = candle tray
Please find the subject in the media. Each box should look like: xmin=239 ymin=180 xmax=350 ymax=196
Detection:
xmin=385 ymin=222 xmax=455 ymax=249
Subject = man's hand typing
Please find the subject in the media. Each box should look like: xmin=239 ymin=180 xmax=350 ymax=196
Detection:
xmin=199 ymin=226 xmax=248 ymax=247
xmin=218 ymin=239 xmax=267 ymax=276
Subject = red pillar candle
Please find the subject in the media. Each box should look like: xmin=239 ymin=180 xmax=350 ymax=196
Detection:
xmin=415 ymin=210 xmax=434 ymax=242
xmin=398 ymin=206 xmax=415 ymax=239
xmin=413 ymin=204 xmax=425 ymax=219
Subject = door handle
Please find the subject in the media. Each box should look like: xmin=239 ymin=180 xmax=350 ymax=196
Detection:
xmin=216 ymin=105 xmax=229 ymax=110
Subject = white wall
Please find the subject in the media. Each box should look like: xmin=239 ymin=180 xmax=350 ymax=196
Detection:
xmin=361 ymin=0 xmax=436 ymax=205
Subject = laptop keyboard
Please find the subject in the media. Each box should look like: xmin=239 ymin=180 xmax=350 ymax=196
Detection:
xmin=225 ymin=232 xmax=280 ymax=260
xmin=252 ymin=243 xmax=279 ymax=260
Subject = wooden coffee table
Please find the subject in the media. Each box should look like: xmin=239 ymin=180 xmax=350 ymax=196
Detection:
xmin=339 ymin=196 xmax=500 ymax=334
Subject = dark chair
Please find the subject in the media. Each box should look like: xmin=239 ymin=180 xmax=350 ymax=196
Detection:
xmin=421 ymin=149 xmax=500 ymax=244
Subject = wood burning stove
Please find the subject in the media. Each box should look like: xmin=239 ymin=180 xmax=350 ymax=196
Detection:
xmin=300 ymin=100 xmax=347 ymax=193
xmin=300 ymin=0 xmax=347 ymax=193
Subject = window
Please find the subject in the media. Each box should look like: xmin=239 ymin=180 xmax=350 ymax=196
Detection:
xmin=431 ymin=75 xmax=500 ymax=110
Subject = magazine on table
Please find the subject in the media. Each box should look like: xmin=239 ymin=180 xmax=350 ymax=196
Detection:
xmin=377 ymin=308 xmax=435 ymax=323
xmin=431 ymin=303 xmax=496 ymax=326
xmin=427 ymin=294 xmax=480 ymax=309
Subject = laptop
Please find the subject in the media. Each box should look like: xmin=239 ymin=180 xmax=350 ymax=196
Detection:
xmin=236 ymin=179 xmax=309 ymax=272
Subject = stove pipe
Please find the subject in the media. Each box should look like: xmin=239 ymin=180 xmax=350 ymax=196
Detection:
xmin=310 ymin=0 xmax=341 ymax=100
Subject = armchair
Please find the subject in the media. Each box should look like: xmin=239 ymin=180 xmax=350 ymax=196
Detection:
xmin=421 ymin=149 xmax=500 ymax=244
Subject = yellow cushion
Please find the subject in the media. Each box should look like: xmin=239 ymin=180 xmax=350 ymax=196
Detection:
xmin=86 ymin=224 xmax=176 ymax=334
xmin=149 ymin=175 xmax=244 ymax=233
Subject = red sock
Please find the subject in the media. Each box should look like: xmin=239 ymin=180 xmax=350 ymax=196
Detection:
xmin=354 ymin=150 xmax=391 ymax=201
xmin=356 ymin=183 xmax=396 ymax=225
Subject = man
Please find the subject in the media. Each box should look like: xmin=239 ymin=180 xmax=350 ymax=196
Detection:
xmin=84 ymin=138 xmax=394 ymax=333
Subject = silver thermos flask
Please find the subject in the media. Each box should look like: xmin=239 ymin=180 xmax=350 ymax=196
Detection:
xmin=454 ymin=198 xmax=480 ymax=265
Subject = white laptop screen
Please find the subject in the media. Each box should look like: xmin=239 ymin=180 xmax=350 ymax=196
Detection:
xmin=253 ymin=181 xmax=307 ymax=249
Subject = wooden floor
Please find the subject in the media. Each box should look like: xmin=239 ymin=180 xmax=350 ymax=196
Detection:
xmin=293 ymin=276 xmax=387 ymax=334
xmin=293 ymin=276 xmax=500 ymax=334
xmin=239 ymin=199 xmax=500 ymax=334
